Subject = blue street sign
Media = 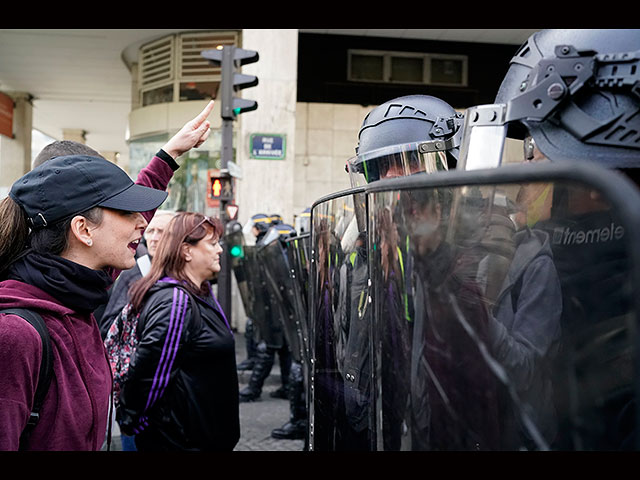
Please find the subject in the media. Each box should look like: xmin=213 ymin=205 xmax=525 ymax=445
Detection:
xmin=250 ymin=133 xmax=286 ymax=160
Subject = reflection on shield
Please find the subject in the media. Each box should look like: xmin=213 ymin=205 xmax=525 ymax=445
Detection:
xmin=259 ymin=239 xmax=304 ymax=359
xmin=283 ymin=233 xmax=312 ymax=365
xmin=310 ymin=190 xmax=375 ymax=451
xmin=309 ymin=163 xmax=640 ymax=451
xmin=226 ymin=230 xmax=272 ymax=343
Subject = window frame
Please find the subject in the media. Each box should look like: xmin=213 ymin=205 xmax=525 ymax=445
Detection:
xmin=347 ymin=49 xmax=469 ymax=87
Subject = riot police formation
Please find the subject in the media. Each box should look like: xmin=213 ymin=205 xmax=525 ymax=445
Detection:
xmin=236 ymin=215 xmax=292 ymax=403
xmin=226 ymin=212 xmax=311 ymax=442
xmin=235 ymin=214 xmax=272 ymax=372
xmin=308 ymin=29 xmax=640 ymax=451
xmin=258 ymin=222 xmax=309 ymax=441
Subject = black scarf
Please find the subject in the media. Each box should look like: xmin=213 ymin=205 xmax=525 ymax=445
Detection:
xmin=7 ymin=250 xmax=113 ymax=313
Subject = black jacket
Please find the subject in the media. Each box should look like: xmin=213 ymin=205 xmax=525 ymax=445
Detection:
xmin=117 ymin=278 xmax=239 ymax=450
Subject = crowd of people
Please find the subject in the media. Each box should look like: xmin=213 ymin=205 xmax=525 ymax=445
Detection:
xmin=0 ymin=93 xmax=307 ymax=450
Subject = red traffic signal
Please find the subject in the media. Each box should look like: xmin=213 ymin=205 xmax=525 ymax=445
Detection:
xmin=212 ymin=178 xmax=222 ymax=197
xmin=208 ymin=170 xmax=233 ymax=202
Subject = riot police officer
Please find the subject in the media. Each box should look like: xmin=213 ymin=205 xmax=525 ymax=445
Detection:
xmin=323 ymin=94 xmax=472 ymax=450
xmin=238 ymin=218 xmax=293 ymax=402
xmin=346 ymin=94 xmax=464 ymax=187
xmin=310 ymin=29 xmax=640 ymax=452
xmin=270 ymin=213 xmax=283 ymax=225
xmin=457 ymin=28 xmax=640 ymax=450
xmin=237 ymin=214 xmax=272 ymax=371
xmin=258 ymin=222 xmax=309 ymax=440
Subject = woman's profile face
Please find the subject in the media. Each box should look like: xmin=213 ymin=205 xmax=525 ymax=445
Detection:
xmin=184 ymin=229 xmax=223 ymax=284
xmin=89 ymin=208 xmax=148 ymax=270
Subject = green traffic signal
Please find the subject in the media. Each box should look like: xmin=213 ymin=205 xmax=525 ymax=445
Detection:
xmin=229 ymin=244 xmax=244 ymax=258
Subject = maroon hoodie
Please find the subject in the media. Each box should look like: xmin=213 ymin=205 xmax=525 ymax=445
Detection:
xmin=0 ymin=153 xmax=175 ymax=450
xmin=0 ymin=281 xmax=111 ymax=450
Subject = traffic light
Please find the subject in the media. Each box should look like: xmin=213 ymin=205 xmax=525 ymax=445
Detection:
xmin=208 ymin=171 xmax=234 ymax=202
xmin=201 ymin=45 xmax=259 ymax=120
xmin=224 ymin=228 xmax=245 ymax=260
xmin=229 ymin=243 xmax=244 ymax=259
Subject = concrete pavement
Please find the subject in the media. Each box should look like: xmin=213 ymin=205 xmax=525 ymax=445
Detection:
xmin=235 ymin=365 xmax=306 ymax=451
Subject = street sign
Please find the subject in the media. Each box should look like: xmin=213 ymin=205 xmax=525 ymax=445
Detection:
xmin=227 ymin=160 xmax=243 ymax=179
xmin=250 ymin=133 xmax=286 ymax=160
xmin=226 ymin=203 xmax=239 ymax=220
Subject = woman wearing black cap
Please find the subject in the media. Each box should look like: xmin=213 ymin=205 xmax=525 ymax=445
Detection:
xmin=0 ymin=100 xmax=214 ymax=451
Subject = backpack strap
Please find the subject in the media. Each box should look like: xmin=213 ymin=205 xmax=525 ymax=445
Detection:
xmin=1 ymin=308 xmax=53 ymax=450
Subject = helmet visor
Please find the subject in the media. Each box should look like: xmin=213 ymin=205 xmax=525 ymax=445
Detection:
xmin=346 ymin=142 xmax=452 ymax=187
xmin=458 ymin=104 xmax=554 ymax=171
xmin=242 ymin=215 xmax=272 ymax=235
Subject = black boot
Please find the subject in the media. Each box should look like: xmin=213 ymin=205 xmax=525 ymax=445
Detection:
xmin=271 ymin=420 xmax=307 ymax=440
xmin=239 ymin=341 xmax=274 ymax=402
xmin=271 ymin=361 xmax=308 ymax=440
xmin=238 ymin=385 xmax=261 ymax=402
xmin=269 ymin=386 xmax=288 ymax=399
xmin=238 ymin=319 xmax=257 ymax=371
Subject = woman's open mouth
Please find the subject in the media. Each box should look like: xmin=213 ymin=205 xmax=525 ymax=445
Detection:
xmin=128 ymin=239 xmax=140 ymax=253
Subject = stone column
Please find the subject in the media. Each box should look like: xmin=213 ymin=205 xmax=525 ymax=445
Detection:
xmin=236 ymin=29 xmax=298 ymax=229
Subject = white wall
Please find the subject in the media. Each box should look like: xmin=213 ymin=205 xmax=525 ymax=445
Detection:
xmin=235 ymin=29 xmax=299 ymax=229
xmin=294 ymin=102 xmax=370 ymax=213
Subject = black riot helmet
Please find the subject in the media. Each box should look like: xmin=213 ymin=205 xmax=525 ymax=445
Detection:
xmin=346 ymin=95 xmax=465 ymax=187
xmin=459 ymin=29 xmax=640 ymax=171
xmin=243 ymin=213 xmax=272 ymax=238
xmin=270 ymin=214 xmax=283 ymax=225
xmin=260 ymin=223 xmax=297 ymax=247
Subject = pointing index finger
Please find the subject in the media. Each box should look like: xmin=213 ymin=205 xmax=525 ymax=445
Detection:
xmin=192 ymin=100 xmax=215 ymax=127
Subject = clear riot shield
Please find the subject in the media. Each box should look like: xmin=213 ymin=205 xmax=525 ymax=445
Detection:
xmin=283 ymin=233 xmax=312 ymax=365
xmin=253 ymin=242 xmax=286 ymax=349
xmin=309 ymin=162 xmax=640 ymax=451
xmin=260 ymin=238 xmax=303 ymax=361
xmin=309 ymin=189 xmax=373 ymax=451
xmin=226 ymin=230 xmax=257 ymax=322
xmin=225 ymin=230 xmax=271 ymax=343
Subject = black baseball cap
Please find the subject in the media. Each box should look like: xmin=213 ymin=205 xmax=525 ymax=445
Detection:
xmin=9 ymin=155 xmax=168 ymax=229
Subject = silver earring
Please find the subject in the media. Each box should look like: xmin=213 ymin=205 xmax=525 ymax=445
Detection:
xmin=87 ymin=239 xmax=92 ymax=246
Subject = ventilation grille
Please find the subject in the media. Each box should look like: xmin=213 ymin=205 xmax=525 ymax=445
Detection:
xmin=179 ymin=31 xmax=237 ymax=79
xmin=139 ymin=36 xmax=174 ymax=89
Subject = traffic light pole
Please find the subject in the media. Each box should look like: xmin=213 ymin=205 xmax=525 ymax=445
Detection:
xmin=218 ymin=116 xmax=234 ymax=325
xmin=201 ymin=44 xmax=259 ymax=330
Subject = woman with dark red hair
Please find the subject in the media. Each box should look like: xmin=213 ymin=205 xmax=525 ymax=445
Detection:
xmin=117 ymin=212 xmax=239 ymax=451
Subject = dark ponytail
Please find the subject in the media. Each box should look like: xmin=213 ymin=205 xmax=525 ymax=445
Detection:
xmin=0 ymin=196 xmax=30 ymax=274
